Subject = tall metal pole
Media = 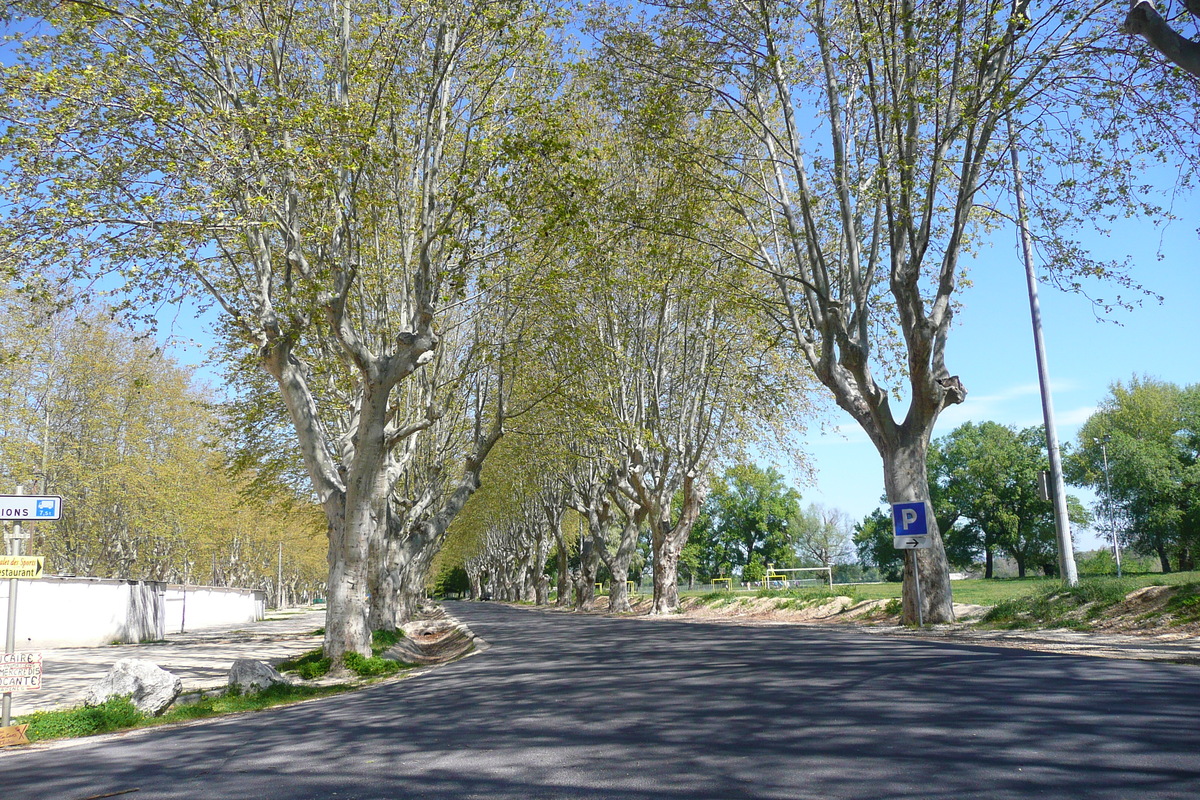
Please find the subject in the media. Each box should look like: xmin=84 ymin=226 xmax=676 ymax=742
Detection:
xmin=912 ymin=551 xmax=923 ymax=628
xmin=1007 ymin=117 xmax=1078 ymax=587
xmin=277 ymin=541 xmax=284 ymax=609
xmin=3 ymin=485 xmax=24 ymax=728
xmin=1099 ymin=437 xmax=1122 ymax=577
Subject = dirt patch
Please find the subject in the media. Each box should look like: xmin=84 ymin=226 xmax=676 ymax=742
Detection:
xmin=1086 ymin=585 xmax=1200 ymax=638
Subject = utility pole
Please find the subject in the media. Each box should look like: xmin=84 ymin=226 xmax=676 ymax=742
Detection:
xmin=1097 ymin=436 xmax=1123 ymax=577
xmin=1008 ymin=116 xmax=1078 ymax=586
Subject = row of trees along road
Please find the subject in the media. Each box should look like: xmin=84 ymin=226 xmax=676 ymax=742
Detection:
xmin=0 ymin=299 xmax=327 ymax=603
xmin=2 ymin=0 xmax=1195 ymax=649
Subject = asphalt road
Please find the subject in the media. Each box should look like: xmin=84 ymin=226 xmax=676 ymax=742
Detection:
xmin=2 ymin=602 xmax=1199 ymax=799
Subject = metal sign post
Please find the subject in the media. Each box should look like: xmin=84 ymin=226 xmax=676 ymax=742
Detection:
xmin=2 ymin=486 xmax=23 ymax=728
xmin=891 ymin=501 xmax=931 ymax=628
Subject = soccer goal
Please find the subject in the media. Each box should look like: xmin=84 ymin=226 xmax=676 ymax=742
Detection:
xmin=764 ymin=566 xmax=833 ymax=589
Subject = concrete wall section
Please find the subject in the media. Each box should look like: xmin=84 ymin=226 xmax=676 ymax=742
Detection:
xmin=0 ymin=577 xmax=265 ymax=648
xmin=162 ymin=586 xmax=266 ymax=634
xmin=0 ymin=577 xmax=159 ymax=648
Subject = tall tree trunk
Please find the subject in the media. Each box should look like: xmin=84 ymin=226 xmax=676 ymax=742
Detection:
xmin=648 ymin=474 xmax=706 ymax=615
xmin=322 ymin=500 xmax=372 ymax=660
xmin=369 ymin=422 xmax=502 ymax=628
xmin=985 ymin=547 xmax=994 ymax=579
xmin=1157 ymin=542 xmax=1172 ymax=573
xmin=650 ymin=529 xmax=682 ymax=614
xmin=608 ymin=560 xmax=631 ymax=613
xmin=882 ymin=439 xmax=955 ymax=625
xmin=1177 ymin=545 xmax=1193 ymax=573
xmin=554 ymin=526 xmax=569 ymax=606
xmin=575 ymin=537 xmax=598 ymax=609
xmin=264 ymin=341 xmax=393 ymax=662
xmin=604 ymin=496 xmax=642 ymax=614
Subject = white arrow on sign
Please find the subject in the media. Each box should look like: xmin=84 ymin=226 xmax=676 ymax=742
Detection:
xmin=893 ymin=535 xmax=933 ymax=550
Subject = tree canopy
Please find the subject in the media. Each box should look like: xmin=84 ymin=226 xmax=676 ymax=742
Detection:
xmin=0 ymin=300 xmax=326 ymax=601
xmin=1069 ymin=377 xmax=1200 ymax=573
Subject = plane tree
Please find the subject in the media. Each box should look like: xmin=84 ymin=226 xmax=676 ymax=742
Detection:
xmin=594 ymin=0 xmax=1197 ymax=622
xmin=0 ymin=0 xmax=562 ymax=660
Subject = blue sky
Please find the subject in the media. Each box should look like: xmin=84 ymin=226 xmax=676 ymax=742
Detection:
xmin=799 ymin=206 xmax=1199 ymax=550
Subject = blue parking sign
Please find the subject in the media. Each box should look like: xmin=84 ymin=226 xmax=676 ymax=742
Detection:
xmin=891 ymin=502 xmax=928 ymax=537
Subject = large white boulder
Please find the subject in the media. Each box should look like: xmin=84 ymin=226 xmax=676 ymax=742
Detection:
xmin=82 ymin=658 xmax=182 ymax=716
xmin=228 ymin=659 xmax=290 ymax=692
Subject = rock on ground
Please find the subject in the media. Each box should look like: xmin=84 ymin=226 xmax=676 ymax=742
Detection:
xmin=228 ymin=659 xmax=290 ymax=692
xmin=82 ymin=658 xmax=182 ymax=716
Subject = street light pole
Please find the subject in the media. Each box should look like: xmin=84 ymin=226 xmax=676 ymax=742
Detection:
xmin=1007 ymin=116 xmax=1078 ymax=586
xmin=1097 ymin=436 xmax=1122 ymax=578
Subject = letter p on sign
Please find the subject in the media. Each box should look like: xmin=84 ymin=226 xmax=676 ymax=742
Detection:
xmin=891 ymin=502 xmax=928 ymax=537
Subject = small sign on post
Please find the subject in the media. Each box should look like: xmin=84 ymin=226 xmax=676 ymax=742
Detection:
xmin=0 ymin=652 xmax=42 ymax=692
xmin=891 ymin=501 xmax=932 ymax=549
xmin=891 ymin=500 xmax=932 ymax=628
xmin=0 ymin=557 xmax=44 ymax=580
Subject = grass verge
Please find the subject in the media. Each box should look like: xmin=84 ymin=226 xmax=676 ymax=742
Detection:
xmin=18 ymin=683 xmax=355 ymax=743
xmin=979 ymin=578 xmax=1136 ymax=630
xmin=1164 ymin=582 xmax=1200 ymax=624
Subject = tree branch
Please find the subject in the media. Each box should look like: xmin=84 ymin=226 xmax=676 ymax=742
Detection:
xmin=1124 ymin=0 xmax=1200 ymax=78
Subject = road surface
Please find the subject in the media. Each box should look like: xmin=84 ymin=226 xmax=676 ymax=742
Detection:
xmin=1 ymin=601 xmax=1198 ymax=799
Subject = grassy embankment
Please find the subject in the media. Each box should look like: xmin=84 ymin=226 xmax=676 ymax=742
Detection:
xmin=672 ymin=571 xmax=1200 ymax=629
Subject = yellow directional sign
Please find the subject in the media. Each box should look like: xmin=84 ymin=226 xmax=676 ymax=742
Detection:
xmin=0 ymin=723 xmax=30 ymax=748
xmin=0 ymin=556 xmax=43 ymax=579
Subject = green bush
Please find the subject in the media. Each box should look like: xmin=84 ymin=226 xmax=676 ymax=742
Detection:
xmin=22 ymin=697 xmax=144 ymax=741
xmin=278 ymin=648 xmax=332 ymax=679
xmin=371 ymin=628 xmax=404 ymax=655
xmin=342 ymin=651 xmax=402 ymax=678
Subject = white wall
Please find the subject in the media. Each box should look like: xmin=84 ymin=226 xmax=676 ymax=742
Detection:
xmin=162 ymin=586 xmax=264 ymax=634
xmin=0 ymin=577 xmax=264 ymax=648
